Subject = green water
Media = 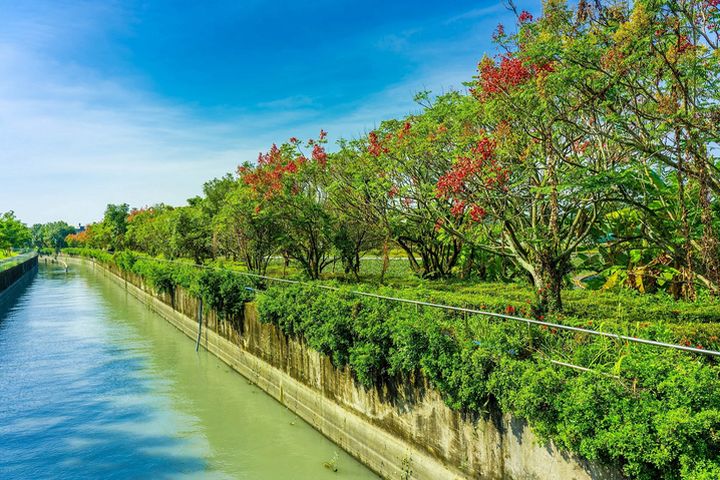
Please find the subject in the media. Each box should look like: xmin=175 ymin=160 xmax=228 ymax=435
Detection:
xmin=0 ymin=263 xmax=378 ymax=479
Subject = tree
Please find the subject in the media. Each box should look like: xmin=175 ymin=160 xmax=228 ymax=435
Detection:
xmin=201 ymin=174 xmax=236 ymax=257
xmin=333 ymin=92 xmax=479 ymax=279
xmin=102 ymin=203 xmax=130 ymax=251
xmin=169 ymin=204 xmax=213 ymax=264
xmin=28 ymin=221 xmax=76 ymax=253
xmin=125 ymin=205 xmax=175 ymax=257
xmin=0 ymin=212 xmax=30 ymax=254
xmin=238 ymin=133 xmax=336 ymax=279
xmin=214 ymin=179 xmax=283 ymax=275
xmin=533 ymin=0 xmax=720 ymax=298
xmin=436 ymin=4 xmax=620 ymax=312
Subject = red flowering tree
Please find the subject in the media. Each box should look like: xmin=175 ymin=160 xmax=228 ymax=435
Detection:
xmin=65 ymin=229 xmax=89 ymax=248
xmin=437 ymin=5 xmax=617 ymax=312
xmin=238 ymin=132 xmax=335 ymax=279
xmin=333 ymin=92 xmax=481 ymax=279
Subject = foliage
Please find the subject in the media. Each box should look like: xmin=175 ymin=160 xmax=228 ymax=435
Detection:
xmin=194 ymin=268 xmax=257 ymax=320
xmin=168 ymin=203 xmax=213 ymax=264
xmin=0 ymin=211 xmax=31 ymax=253
xmin=256 ymin=281 xmax=720 ymax=479
xmin=124 ymin=205 xmax=175 ymax=256
xmin=213 ymin=181 xmax=283 ymax=274
xmin=103 ymin=203 xmax=130 ymax=250
xmin=30 ymin=221 xmax=77 ymax=253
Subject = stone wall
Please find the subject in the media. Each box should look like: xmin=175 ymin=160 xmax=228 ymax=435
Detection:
xmin=65 ymin=256 xmax=622 ymax=480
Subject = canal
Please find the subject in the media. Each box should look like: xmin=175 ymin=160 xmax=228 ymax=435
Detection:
xmin=0 ymin=263 xmax=378 ymax=479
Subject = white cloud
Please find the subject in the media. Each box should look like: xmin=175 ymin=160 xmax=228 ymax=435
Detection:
xmin=257 ymin=95 xmax=315 ymax=110
xmin=444 ymin=4 xmax=506 ymax=25
xmin=0 ymin=41 xmax=260 ymax=224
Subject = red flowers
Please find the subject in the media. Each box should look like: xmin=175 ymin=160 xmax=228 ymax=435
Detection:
xmin=518 ymin=11 xmax=533 ymax=23
xmin=676 ymin=35 xmax=694 ymax=54
xmin=450 ymin=200 xmax=466 ymax=217
xmin=397 ymin=121 xmax=412 ymax=140
xmin=477 ymin=54 xmax=553 ymax=97
xmin=473 ymin=136 xmax=495 ymax=160
xmin=469 ymin=205 xmax=486 ymax=222
xmin=241 ymin=136 xmax=328 ymax=200
xmin=437 ymin=136 xmax=497 ymax=198
xmin=436 ymin=134 xmax=502 ymax=225
xmin=479 ymin=55 xmax=531 ymax=95
xmin=368 ymin=131 xmax=388 ymax=157
xmin=312 ymin=144 xmax=327 ymax=165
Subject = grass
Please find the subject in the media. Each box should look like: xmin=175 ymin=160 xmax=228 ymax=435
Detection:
xmin=0 ymin=251 xmax=28 ymax=272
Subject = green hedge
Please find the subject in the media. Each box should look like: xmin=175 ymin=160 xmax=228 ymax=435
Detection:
xmin=194 ymin=268 xmax=257 ymax=321
xmin=257 ymin=283 xmax=720 ymax=480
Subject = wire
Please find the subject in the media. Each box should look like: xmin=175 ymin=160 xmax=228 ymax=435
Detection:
xmin=95 ymin=254 xmax=720 ymax=358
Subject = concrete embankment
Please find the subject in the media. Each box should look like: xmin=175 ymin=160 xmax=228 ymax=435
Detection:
xmin=63 ymin=255 xmax=622 ymax=480
xmin=0 ymin=255 xmax=38 ymax=297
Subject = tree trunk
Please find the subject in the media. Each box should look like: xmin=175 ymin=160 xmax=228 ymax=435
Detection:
xmin=676 ymin=144 xmax=696 ymax=300
xmin=531 ymin=253 xmax=567 ymax=314
xmin=695 ymin=149 xmax=720 ymax=294
xmin=380 ymin=237 xmax=390 ymax=284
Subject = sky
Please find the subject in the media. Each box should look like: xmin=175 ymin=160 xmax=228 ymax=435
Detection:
xmin=0 ymin=0 xmax=538 ymax=226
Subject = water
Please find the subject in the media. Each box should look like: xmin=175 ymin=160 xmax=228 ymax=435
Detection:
xmin=0 ymin=264 xmax=378 ymax=479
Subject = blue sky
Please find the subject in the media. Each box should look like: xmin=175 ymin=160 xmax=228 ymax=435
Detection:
xmin=0 ymin=0 xmax=537 ymax=226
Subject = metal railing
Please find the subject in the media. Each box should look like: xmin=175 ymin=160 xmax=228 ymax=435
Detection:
xmin=119 ymin=255 xmax=720 ymax=359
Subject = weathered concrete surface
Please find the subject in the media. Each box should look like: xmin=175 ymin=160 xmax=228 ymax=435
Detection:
xmin=0 ymin=255 xmax=38 ymax=296
xmin=64 ymin=256 xmax=623 ymax=480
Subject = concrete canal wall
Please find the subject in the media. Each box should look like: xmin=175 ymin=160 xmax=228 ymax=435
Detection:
xmin=0 ymin=255 xmax=38 ymax=297
xmin=63 ymin=256 xmax=621 ymax=480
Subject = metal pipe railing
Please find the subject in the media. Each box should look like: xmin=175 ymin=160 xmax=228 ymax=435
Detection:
xmin=136 ymin=255 xmax=720 ymax=358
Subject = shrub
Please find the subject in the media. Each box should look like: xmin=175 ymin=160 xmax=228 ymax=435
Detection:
xmin=195 ymin=268 xmax=256 ymax=321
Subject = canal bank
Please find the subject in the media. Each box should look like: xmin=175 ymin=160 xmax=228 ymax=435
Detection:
xmin=62 ymin=255 xmax=621 ymax=480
